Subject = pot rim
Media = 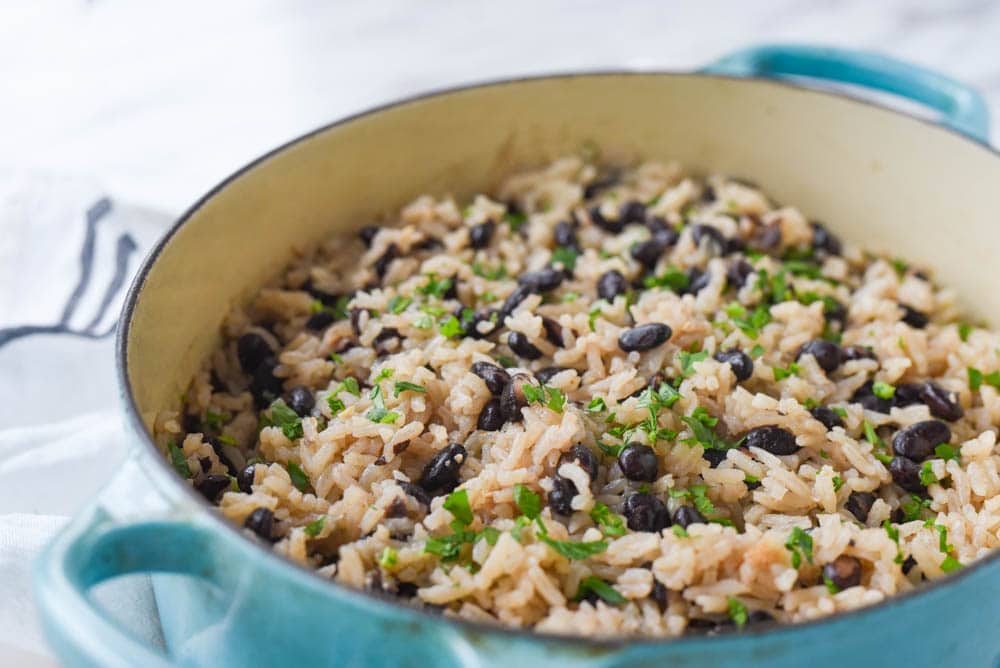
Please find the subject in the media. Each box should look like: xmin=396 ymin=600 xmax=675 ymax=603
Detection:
xmin=117 ymin=68 xmax=1000 ymax=649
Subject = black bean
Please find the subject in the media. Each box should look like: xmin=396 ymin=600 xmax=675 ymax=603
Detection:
xmin=399 ymin=481 xmax=432 ymax=508
xmin=244 ymin=507 xmax=274 ymax=540
xmin=919 ymin=382 xmax=964 ymax=421
xmin=747 ymin=610 xmax=775 ymax=625
xmin=305 ymin=310 xmax=335 ymax=331
xmin=500 ymin=374 xmax=532 ymax=422
xmin=250 ymin=357 xmax=283 ymax=408
xmin=413 ymin=236 xmax=442 ymax=252
xmin=471 ymin=361 xmax=511 ymax=396
xmin=584 ymin=173 xmax=620 ymax=199
xmin=287 ymin=385 xmax=315 ymax=417
xmin=618 ymin=323 xmax=672 ymax=352
xmin=349 ymin=308 xmax=366 ymax=337
xmin=702 ymin=448 xmax=730 ymax=468
xmin=469 ymin=220 xmax=495 ymax=249
xmin=508 ymin=331 xmax=543 ymax=360
xmin=541 ymin=317 xmax=565 ymax=347
xmin=548 ymin=475 xmax=577 ymax=515
xmin=851 ymin=381 xmax=893 ymax=413
xmin=589 ymin=205 xmax=623 ymax=233
xmin=691 ymin=224 xmax=725 ymax=254
xmin=901 ymin=305 xmax=929 ymax=329
xmin=796 ymin=339 xmax=842 ymax=373
xmin=597 ymin=270 xmax=630 ymax=301
xmin=892 ymin=420 xmax=951 ymax=462
xmin=893 ymin=383 xmax=924 ymax=408
xmin=500 ymin=284 xmax=532 ymax=319
xmin=619 ymin=200 xmax=647 ymax=225
xmin=237 ymin=333 xmax=273 ymax=373
xmin=685 ymin=267 xmax=712 ymax=295
xmin=889 ymin=456 xmax=925 ymax=493
xmin=476 ymin=398 xmax=505 ymax=431
xmin=744 ymin=425 xmax=799 ymax=456
xmin=844 ymin=491 xmax=875 ymax=523
xmin=238 ymin=464 xmax=257 ymax=493
xmin=726 ymin=259 xmax=754 ymax=289
xmin=824 ymin=300 xmax=848 ymax=328
xmin=195 ymin=474 xmax=231 ymax=502
xmin=750 ymin=224 xmax=782 ymax=252
xmin=724 ymin=236 xmax=747 ymax=255
xmin=518 ymin=266 xmax=564 ymax=293
xmin=458 ymin=306 xmax=497 ymax=340
xmin=822 ymin=555 xmax=862 ymax=590
xmin=673 ymin=505 xmax=706 ymax=528
xmin=373 ymin=243 xmax=399 ymax=280
xmin=554 ymin=220 xmax=579 ymax=249
xmin=902 ymin=555 xmax=917 ymax=575
xmin=358 ymin=225 xmax=380 ymax=247
xmin=559 ymin=444 xmax=599 ymax=481
xmin=417 ymin=443 xmax=467 ymax=494
xmin=810 ymin=406 xmax=844 ymax=431
xmin=651 ymin=579 xmax=668 ymax=611
xmin=714 ymin=349 xmax=753 ymax=382
xmin=617 ymin=443 xmax=659 ymax=482
xmin=373 ymin=327 xmax=401 ymax=355
xmin=535 ymin=366 xmax=567 ymax=384
xmin=841 ymin=345 xmax=877 ymax=362
xmin=623 ymin=493 xmax=670 ymax=532
xmin=630 ymin=235 xmax=670 ymax=269
xmin=812 ymin=222 xmax=842 ymax=256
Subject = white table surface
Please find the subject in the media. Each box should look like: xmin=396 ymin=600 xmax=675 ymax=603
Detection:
xmin=2 ymin=0 xmax=999 ymax=665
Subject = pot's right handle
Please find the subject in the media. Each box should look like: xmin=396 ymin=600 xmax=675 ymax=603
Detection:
xmin=702 ymin=44 xmax=990 ymax=143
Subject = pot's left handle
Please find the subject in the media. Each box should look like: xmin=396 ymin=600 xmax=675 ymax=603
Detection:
xmin=35 ymin=459 xmax=221 ymax=668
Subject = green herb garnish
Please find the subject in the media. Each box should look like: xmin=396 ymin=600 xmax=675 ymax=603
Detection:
xmin=168 ymin=442 xmax=191 ymax=478
xmin=551 ymin=247 xmax=578 ymax=271
xmin=287 ymin=461 xmax=311 ymax=492
xmin=379 ymin=546 xmax=398 ymax=568
xmin=785 ymin=526 xmax=813 ymax=568
xmin=393 ymin=381 xmax=427 ymax=397
xmin=269 ymin=399 xmax=304 ymax=440
xmin=872 ymin=381 xmax=896 ymax=399
xmin=883 ymin=519 xmax=904 ymax=564
xmin=919 ymin=461 xmax=938 ymax=487
xmin=590 ymin=503 xmax=626 ymax=537
xmin=443 ymin=489 xmax=474 ymax=526
xmin=387 ymin=295 xmax=412 ymax=314
xmin=727 ymin=597 xmax=748 ymax=627
xmin=439 ymin=315 xmax=466 ymax=338
xmin=304 ymin=516 xmax=326 ymax=537
xmin=365 ymin=384 xmax=399 ymax=424
xmin=575 ymin=576 xmax=626 ymax=605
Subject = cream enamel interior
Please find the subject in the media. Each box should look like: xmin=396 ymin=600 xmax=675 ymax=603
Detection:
xmin=125 ymin=73 xmax=1000 ymax=429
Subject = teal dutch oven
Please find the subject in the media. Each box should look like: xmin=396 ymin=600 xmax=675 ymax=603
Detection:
xmin=35 ymin=45 xmax=1000 ymax=667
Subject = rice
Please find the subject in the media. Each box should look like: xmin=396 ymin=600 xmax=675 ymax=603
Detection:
xmin=156 ymin=155 xmax=1000 ymax=638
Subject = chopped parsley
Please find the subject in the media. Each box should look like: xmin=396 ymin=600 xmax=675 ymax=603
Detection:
xmin=513 ymin=484 xmax=541 ymax=519
xmin=443 ymin=489 xmax=474 ymax=526
xmin=365 ymin=384 xmax=399 ymax=424
xmin=575 ymin=576 xmax=626 ymax=605
xmin=586 ymin=397 xmax=608 ymax=414
xmin=267 ymin=399 xmax=304 ymax=440
xmin=670 ymin=485 xmax=720 ymax=521
xmin=681 ymin=416 xmax=738 ymax=452
xmin=304 ymin=516 xmax=326 ymax=537
xmin=900 ymin=494 xmax=931 ymax=522
xmin=785 ymin=526 xmax=813 ymax=569
xmin=679 ymin=350 xmax=709 ymax=377
xmin=203 ymin=409 xmax=229 ymax=431
xmin=168 ymin=442 xmax=191 ymax=478
xmin=439 ymin=315 xmax=466 ymax=338
xmin=512 ymin=484 xmax=607 ymax=559
xmin=863 ymin=421 xmax=893 ymax=465
xmin=958 ymin=322 xmax=972 ymax=342
xmin=644 ymin=267 xmax=689 ymax=292
xmin=286 ymin=461 xmax=311 ymax=493
xmin=691 ymin=406 xmax=718 ymax=427
xmin=414 ymin=314 xmax=434 ymax=329
xmin=495 ymin=354 xmax=516 ymax=368
xmin=522 ymin=384 xmax=565 ymax=413
xmin=935 ymin=443 xmax=959 ymax=461
xmin=417 ymin=274 xmax=453 ymax=299
xmin=919 ymin=461 xmax=938 ymax=487
xmin=749 ymin=344 xmax=765 ymax=358
xmin=883 ymin=519 xmax=904 ymax=564
xmin=727 ymin=303 xmax=772 ymax=339
xmin=378 ymin=546 xmax=398 ymax=568
xmin=872 ymin=381 xmax=896 ymax=399
xmin=504 ymin=210 xmax=527 ymax=231
xmin=538 ymin=535 xmax=609 ymax=560
xmin=832 ymin=476 xmax=844 ymax=492
xmin=968 ymin=367 xmax=1000 ymax=391
xmin=471 ymin=261 xmax=507 ymax=280
xmin=772 ymin=362 xmax=801 ymax=381
xmin=824 ymin=576 xmax=840 ymax=594
xmin=671 ymin=525 xmax=689 ymax=538
xmin=551 ymin=246 xmax=578 ymax=271
xmin=940 ymin=555 xmax=963 ymax=573
xmin=727 ymin=597 xmax=748 ymax=627
xmin=589 ymin=503 xmax=626 ymax=537
xmin=393 ymin=381 xmax=427 ymax=397
xmin=387 ymin=295 xmax=412 ymax=314
xmin=588 ymin=305 xmax=603 ymax=332
xmin=596 ymin=439 xmax=625 ymax=457
xmin=374 ymin=367 xmax=395 ymax=382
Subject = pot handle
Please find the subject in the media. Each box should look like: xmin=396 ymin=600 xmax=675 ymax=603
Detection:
xmin=702 ymin=44 xmax=990 ymax=142
xmin=34 ymin=460 xmax=220 ymax=668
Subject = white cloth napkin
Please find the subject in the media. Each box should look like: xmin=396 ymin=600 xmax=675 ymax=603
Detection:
xmin=0 ymin=172 xmax=173 ymax=664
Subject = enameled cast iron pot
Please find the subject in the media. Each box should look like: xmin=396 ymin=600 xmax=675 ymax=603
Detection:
xmin=34 ymin=45 xmax=1000 ymax=667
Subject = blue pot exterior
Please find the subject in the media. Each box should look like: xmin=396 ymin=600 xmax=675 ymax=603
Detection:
xmin=35 ymin=44 xmax=1000 ymax=667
